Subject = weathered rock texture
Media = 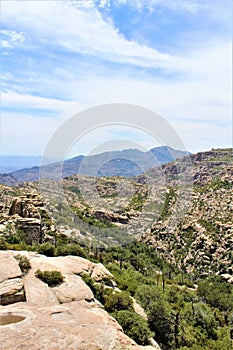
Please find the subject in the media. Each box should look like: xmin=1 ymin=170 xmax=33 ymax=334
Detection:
xmin=0 ymin=251 xmax=25 ymax=306
xmin=0 ymin=190 xmax=55 ymax=245
xmin=142 ymin=149 xmax=233 ymax=275
xmin=0 ymin=251 xmax=151 ymax=350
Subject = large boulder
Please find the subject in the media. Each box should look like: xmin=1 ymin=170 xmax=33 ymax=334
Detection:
xmin=0 ymin=251 xmax=25 ymax=306
xmin=52 ymin=275 xmax=94 ymax=304
xmin=0 ymin=251 xmax=22 ymax=283
xmin=0 ymin=278 xmax=25 ymax=306
xmin=91 ymin=263 xmax=114 ymax=282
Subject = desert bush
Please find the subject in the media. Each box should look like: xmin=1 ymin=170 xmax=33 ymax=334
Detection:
xmin=37 ymin=243 xmax=55 ymax=257
xmin=56 ymin=244 xmax=87 ymax=258
xmin=0 ymin=237 xmax=7 ymax=250
xmin=35 ymin=269 xmax=64 ymax=286
xmin=14 ymin=254 xmax=31 ymax=273
xmin=104 ymin=290 xmax=133 ymax=312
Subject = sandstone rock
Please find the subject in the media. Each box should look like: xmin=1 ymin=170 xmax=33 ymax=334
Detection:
xmin=8 ymin=197 xmax=23 ymax=216
xmin=133 ymin=298 xmax=148 ymax=320
xmin=32 ymin=255 xmax=93 ymax=276
xmin=23 ymin=269 xmax=59 ymax=306
xmin=91 ymin=263 xmax=113 ymax=282
xmin=10 ymin=252 xmax=112 ymax=306
xmin=0 ymin=250 xmax=148 ymax=350
xmin=0 ymin=252 xmax=25 ymax=306
xmin=139 ymin=346 xmax=160 ymax=350
xmin=0 ymin=301 xmax=143 ymax=350
xmin=221 ymin=273 xmax=232 ymax=281
xmin=0 ymin=251 xmax=22 ymax=283
xmin=93 ymin=209 xmax=129 ymax=224
xmin=52 ymin=274 xmax=94 ymax=304
xmin=5 ymin=193 xmax=54 ymax=245
xmin=0 ymin=277 xmax=25 ymax=305
xmin=221 ymin=273 xmax=233 ymax=283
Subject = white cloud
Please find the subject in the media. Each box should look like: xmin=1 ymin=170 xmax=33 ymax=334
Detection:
xmin=99 ymin=0 xmax=111 ymax=7
xmin=0 ymin=0 xmax=177 ymax=69
xmin=0 ymin=29 xmax=25 ymax=42
xmin=0 ymin=29 xmax=25 ymax=49
xmin=1 ymin=40 xmax=12 ymax=48
xmin=1 ymin=34 xmax=231 ymax=154
xmin=111 ymin=0 xmax=204 ymax=12
xmin=1 ymin=1 xmax=231 ymax=73
xmin=1 ymin=91 xmax=83 ymax=118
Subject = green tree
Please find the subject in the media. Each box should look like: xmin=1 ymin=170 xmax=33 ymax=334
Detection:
xmin=113 ymin=310 xmax=152 ymax=345
xmin=147 ymin=299 xmax=173 ymax=348
xmin=198 ymin=275 xmax=233 ymax=311
xmin=135 ymin=284 xmax=162 ymax=310
xmin=0 ymin=237 xmax=7 ymax=250
xmin=104 ymin=290 xmax=133 ymax=312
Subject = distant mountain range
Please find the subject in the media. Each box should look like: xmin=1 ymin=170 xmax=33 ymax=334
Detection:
xmin=0 ymin=156 xmax=42 ymax=173
xmin=0 ymin=146 xmax=190 ymax=186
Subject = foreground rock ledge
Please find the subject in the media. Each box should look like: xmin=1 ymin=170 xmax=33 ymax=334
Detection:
xmin=0 ymin=251 xmax=157 ymax=350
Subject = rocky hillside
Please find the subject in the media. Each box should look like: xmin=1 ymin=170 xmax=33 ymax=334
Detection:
xmin=0 ymin=148 xmax=232 ymax=350
xmin=142 ymin=148 xmax=233 ymax=276
xmin=0 ymin=148 xmax=232 ymax=276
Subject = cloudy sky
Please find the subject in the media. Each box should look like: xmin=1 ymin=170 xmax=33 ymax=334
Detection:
xmin=1 ymin=0 xmax=232 ymax=157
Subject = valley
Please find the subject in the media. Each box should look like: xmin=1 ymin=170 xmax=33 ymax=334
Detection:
xmin=0 ymin=148 xmax=232 ymax=350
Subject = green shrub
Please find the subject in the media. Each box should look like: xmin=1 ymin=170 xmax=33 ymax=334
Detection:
xmin=0 ymin=237 xmax=7 ymax=250
xmin=112 ymin=310 xmax=152 ymax=345
xmin=56 ymin=244 xmax=87 ymax=258
xmin=14 ymin=254 xmax=31 ymax=273
xmin=104 ymin=290 xmax=133 ymax=312
xmin=5 ymin=242 xmax=34 ymax=251
xmin=35 ymin=269 xmax=64 ymax=286
xmin=37 ymin=243 xmax=55 ymax=257
xmin=197 ymin=275 xmax=233 ymax=311
xmin=5 ymin=233 xmax=22 ymax=244
xmin=81 ymin=273 xmax=106 ymax=304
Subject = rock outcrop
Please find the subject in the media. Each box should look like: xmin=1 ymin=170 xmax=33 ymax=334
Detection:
xmin=142 ymin=159 xmax=233 ymax=275
xmin=0 ymin=251 xmax=150 ymax=350
xmin=0 ymin=191 xmax=55 ymax=245
xmin=0 ymin=251 xmax=25 ymax=305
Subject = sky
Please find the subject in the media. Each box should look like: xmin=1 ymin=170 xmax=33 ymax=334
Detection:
xmin=0 ymin=0 xmax=232 ymax=157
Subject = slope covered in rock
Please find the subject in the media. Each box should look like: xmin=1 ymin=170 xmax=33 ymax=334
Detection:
xmin=0 ymin=148 xmax=232 ymax=349
xmin=142 ymin=148 xmax=233 ymax=275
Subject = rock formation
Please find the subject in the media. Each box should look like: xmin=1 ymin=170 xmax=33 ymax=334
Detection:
xmin=0 ymin=191 xmax=55 ymax=245
xmin=0 ymin=250 xmax=156 ymax=350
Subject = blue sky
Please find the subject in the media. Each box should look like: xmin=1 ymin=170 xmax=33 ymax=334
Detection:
xmin=0 ymin=0 xmax=232 ymax=156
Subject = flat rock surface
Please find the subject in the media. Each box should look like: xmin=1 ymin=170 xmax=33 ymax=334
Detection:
xmin=52 ymin=275 xmax=94 ymax=304
xmin=0 ymin=301 xmax=142 ymax=350
xmin=0 ymin=251 xmax=151 ymax=349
